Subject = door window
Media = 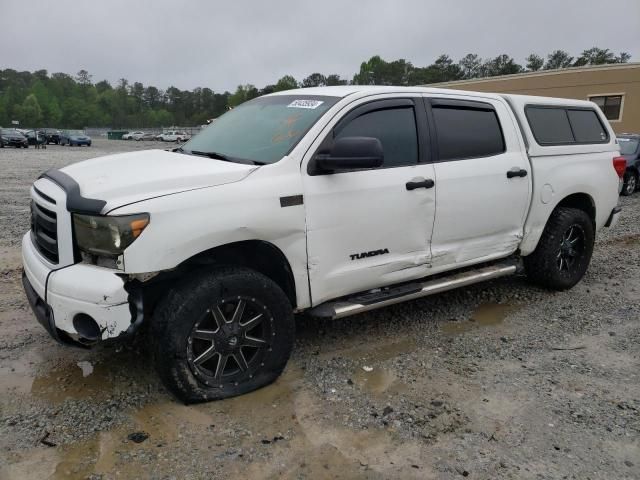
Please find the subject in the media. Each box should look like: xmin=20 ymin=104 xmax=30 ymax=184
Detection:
xmin=431 ymin=105 xmax=505 ymax=161
xmin=335 ymin=107 xmax=418 ymax=167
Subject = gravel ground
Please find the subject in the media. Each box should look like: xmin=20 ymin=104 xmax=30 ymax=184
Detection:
xmin=0 ymin=139 xmax=638 ymax=479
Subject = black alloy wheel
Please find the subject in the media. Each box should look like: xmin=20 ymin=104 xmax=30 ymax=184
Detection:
xmin=556 ymin=224 xmax=585 ymax=276
xmin=186 ymin=296 xmax=273 ymax=388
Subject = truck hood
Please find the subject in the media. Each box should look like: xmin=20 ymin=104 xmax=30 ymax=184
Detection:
xmin=60 ymin=149 xmax=258 ymax=212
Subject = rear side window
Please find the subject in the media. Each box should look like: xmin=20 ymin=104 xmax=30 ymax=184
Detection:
xmin=526 ymin=106 xmax=609 ymax=145
xmin=567 ymin=109 xmax=608 ymax=143
xmin=432 ymin=106 xmax=505 ymax=161
xmin=525 ymin=108 xmax=574 ymax=144
xmin=335 ymin=107 xmax=418 ymax=167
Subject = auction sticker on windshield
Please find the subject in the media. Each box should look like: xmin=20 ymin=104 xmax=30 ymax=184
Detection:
xmin=288 ymin=99 xmax=324 ymax=109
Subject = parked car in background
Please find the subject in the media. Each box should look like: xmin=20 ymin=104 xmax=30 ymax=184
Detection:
xmin=122 ymin=131 xmax=143 ymax=140
xmin=618 ymin=134 xmax=640 ymax=196
xmin=25 ymin=130 xmax=47 ymax=147
xmin=134 ymin=132 xmax=156 ymax=141
xmin=156 ymin=131 xmax=190 ymax=142
xmin=43 ymin=129 xmax=61 ymax=144
xmin=1 ymin=129 xmax=28 ymax=148
xmin=60 ymin=130 xmax=92 ymax=147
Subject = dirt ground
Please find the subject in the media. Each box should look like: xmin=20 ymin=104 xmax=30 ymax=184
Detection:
xmin=0 ymin=139 xmax=639 ymax=479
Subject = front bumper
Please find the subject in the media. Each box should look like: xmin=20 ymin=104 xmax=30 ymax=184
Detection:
xmin=22 ymin=232 xmax=135 ymax=344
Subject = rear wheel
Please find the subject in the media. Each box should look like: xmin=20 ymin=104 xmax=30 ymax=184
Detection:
xmin=621 ymin=171 xmax=637 ymax=196
xmin=524 ymin=207 xmax=594 ymax=290
xmin=152 ymin=268 xmax=295 ymax=403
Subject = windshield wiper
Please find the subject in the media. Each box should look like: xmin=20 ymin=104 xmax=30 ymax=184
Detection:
xmin=190 ymin=150 xmax=233 ymax=161
xmin=189 ymin=150 xmax=265 ymax=166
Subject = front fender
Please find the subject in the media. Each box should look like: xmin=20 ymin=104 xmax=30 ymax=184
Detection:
xmin=111 ymin=163 xmax=311 ymax=308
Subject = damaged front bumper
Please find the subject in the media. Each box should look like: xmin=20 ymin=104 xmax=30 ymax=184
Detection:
xmin=22 ymin=232 xmax=142 ymax=346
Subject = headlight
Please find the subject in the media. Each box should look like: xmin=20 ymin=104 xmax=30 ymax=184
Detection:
xmin=72 ymin=213 xmax=149 ymax=257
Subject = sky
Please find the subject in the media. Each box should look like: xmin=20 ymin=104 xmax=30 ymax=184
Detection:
xmin=2 ymin=0 xmax=639 ymax=92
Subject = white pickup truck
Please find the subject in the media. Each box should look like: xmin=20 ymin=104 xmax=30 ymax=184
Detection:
xmin=22 ymin=86 xmax=625 ymax=402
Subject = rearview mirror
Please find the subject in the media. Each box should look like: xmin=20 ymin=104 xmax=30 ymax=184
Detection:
xmin=314 ymin=136 xmax=383 ymax=172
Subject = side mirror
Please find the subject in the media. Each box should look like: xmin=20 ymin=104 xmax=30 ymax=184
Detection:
xmin=314 ymin=136 xmax=383 ymax=172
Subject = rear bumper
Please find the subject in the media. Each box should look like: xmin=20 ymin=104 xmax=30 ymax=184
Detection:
xmin=605 ymin=206 xmax=621 ymax=228
xmin=22 ymin=232 xmax=137 ymax=345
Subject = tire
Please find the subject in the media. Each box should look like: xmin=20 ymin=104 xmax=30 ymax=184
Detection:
xmin=151 ymin=267 xmax=295 ymax=403
xmin=524 ymin=207 xmax=594 ymax=290
xmin=621 ymin=171 xmax=637 ymax=196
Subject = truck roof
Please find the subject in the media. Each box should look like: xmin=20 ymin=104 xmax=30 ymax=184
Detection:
xmin=269 ymin=85 xmax=617 ymax=157
xmin=268 ymin=85 xmax=507 ymax=100
xmin=268 ymin=86 xmax=599 ymax=109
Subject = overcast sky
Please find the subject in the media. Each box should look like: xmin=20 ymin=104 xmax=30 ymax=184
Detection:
xmin=2 ymin=0 xmax=639 ymax=92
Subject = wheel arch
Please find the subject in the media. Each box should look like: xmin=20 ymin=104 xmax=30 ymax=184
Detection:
xmin=521 ymin=191 xmax=596 ymax=256
xmin=137 ymin=240 xmax=298 ymax=316
xmin=553 ymin=192 xmax=596 ymax=227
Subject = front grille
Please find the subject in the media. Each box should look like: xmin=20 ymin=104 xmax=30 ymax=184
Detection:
xmin=31 ymin=200 xmax=59 ymax=263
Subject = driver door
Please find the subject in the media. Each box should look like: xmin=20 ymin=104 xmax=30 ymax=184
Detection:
xmin=302 ymin=97 xmax=437 ymax=305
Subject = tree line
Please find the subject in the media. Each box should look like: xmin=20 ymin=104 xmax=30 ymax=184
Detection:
xmin=0 ymin=47 xmax=630 ymax=129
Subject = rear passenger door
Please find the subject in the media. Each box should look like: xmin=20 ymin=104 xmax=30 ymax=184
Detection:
xmin=423 ymin=96 xmax=531 ymax=271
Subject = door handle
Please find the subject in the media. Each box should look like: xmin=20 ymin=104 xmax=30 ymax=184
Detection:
xmin=506 ymin=168 xmax=528 ymax=178
xmin=406 ymin=177 xmax=435 ymax=190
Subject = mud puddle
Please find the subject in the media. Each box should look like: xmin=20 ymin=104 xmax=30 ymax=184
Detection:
xmin=0 ymin=349 xmax=153 ymax=404
xmin=2 ymin=365 xmax=304 ymax=480
xmin=352 ymin=367 xmax=407 ymax=395
xmin=4 ymin=399 xmax=217 ymax=480
xmin=31 ymin=359 xmax=119 ymax=403
xmin=442 ymin=302 xmax=521 ymax=335
xmin=0 ymin=349 xmax=46 ymax=395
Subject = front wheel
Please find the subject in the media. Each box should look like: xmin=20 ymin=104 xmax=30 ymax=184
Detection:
xmin=621 ymin=171 xmax=637 ymax=196
xmin=151 ymin=268 xmax=295 ymax=403
xmin=524 ymin=207 xmax=594 ymax=290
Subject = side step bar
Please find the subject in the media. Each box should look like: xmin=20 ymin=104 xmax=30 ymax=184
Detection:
xmin=309 ymin=263 xmax=518 ymax=319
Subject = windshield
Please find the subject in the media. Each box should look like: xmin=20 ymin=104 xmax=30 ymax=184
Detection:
xmin=69 ymin=130 xmax=85 ymax=135
xmin=182 ymin=95 xmax=340 ymax=164
xmin=618 ymin=137 xmax=639 ymax=155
